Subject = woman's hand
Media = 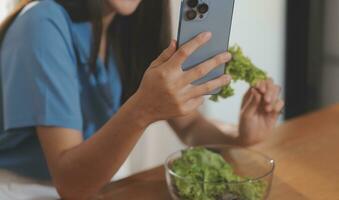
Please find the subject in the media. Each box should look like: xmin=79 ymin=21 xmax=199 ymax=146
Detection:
xmin=132 ymin=32 xmax=232 ymax=124
xmin=238 ymin=79 xmax=284 ymax=146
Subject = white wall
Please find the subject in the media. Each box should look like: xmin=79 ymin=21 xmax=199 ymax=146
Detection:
xmin=0 ymin=1 xmax=17 ymax=22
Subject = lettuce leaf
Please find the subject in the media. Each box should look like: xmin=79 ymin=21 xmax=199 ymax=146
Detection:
xmin=210 ymin=45 xmax=268 ymax=102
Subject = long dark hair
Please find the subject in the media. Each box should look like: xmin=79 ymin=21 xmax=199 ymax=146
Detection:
xmin=0 ymin=0 xmax=172 ymax=102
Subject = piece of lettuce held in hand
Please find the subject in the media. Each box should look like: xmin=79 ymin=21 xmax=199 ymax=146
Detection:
xmin=171 ymin=147 xmax=267 ymax=200
xmin=210 ymin=45 xmax=268 ymax=102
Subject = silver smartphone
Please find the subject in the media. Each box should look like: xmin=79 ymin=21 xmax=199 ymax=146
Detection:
xmin=177 ymin=0 xmax=235 ymax=94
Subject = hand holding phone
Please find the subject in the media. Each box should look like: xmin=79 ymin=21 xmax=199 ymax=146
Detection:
xmin=135 ymin=33 xmax=232 ymax=122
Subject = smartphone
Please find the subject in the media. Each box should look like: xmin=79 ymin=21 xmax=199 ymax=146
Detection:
xmin=177 ymin=0 xmax=235 ymax=94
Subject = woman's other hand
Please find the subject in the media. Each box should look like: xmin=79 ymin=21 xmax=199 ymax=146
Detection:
xmin=238 ymin=79 xmax=284 ymax=146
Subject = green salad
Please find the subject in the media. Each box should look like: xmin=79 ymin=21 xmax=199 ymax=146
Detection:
xmin=210 ymin=45 xmax=268 ymax=102
xmin=172 ymin=147 xmax=267 ymax=200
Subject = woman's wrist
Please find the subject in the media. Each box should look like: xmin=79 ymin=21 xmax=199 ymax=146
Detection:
xmin=208 ymin=120 xmax=245 ymax=146
xmin=118 ymin=92 xmax=155 ymax=129
xmin=236 ymin=128 xmax=262 ymax=147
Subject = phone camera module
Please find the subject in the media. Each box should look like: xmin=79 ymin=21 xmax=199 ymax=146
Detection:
xmin=186 ymin=10 xmax=197 ymax=21
xmin=197 ymin=3 xmax=209 ymax=14
xmin=187 ymin=0 xmax=198 ymax=8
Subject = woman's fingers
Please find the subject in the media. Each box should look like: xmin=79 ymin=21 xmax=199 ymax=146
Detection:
xmin=150 ymin=40 xmax=177 ymax=67
xmin=242 ymin=87 xmax=284 ymax=117
xmin=254 ymin=79 xmax=282 ymax=113
xmin=264 ymin=100 xmax=284 ymax=122
xmin=262 ymin=79 xmax=281 ymax=112
xmin=255 ymin=80 xmax=267 ymax=93
xmin=241 ymin=89 xmax=254 ymax=110
xmin=264 ymin=85 xmax=280 ymax=112
xmin=243 ymin=88 xmax=262 ymax=116
xmin=273 ymin=100 xmax=285 ymax=113
xmin=169 ymin=32 xmax=212 ymax=67
xmin=263 ymin=79 xmax=275 ymax=103
xmin=187 ymin=75 xmax=231 ymax=99
xmin=242 ymin=78 xmax=284 ymax=118
xmin=183 ymin=97 xmax=205 ymax=113
xmin=183 ymin=52 xmax=231 ymax=84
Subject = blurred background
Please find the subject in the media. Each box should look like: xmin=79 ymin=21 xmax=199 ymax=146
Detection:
xmin=0 ymin=0 xmax=338 ymax=179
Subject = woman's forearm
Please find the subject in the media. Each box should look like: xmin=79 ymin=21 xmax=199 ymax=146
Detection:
xmin=38 ymin=96 xmax=152 ymax=199
xmin=169 ymin=112 xmax=240 ymax=146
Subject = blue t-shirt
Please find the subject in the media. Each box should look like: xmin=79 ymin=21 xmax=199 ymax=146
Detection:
xmin=0 ymin=0 xmax=122 ymax=179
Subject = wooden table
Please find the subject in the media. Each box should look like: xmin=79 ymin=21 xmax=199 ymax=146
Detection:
xmin=94 ymin=105 xmax=339 ymax=200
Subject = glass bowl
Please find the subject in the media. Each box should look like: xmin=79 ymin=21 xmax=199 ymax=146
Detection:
xmin=164 ymin=145 xmax=275 ymax=200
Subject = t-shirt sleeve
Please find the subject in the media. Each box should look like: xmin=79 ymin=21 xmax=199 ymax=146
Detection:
xmin=1 ymin=9 xmax=82 ymax=132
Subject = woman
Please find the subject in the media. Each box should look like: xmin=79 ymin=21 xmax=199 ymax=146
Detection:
xmin=0 ymin=0 xmax=284 ymax=199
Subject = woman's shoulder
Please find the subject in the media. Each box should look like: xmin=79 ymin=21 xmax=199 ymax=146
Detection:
xmin=3 ymin=0 xmax=74 ymax=50
xmin=1 ymin=0 xmax=76 ymax=66
xmin=20 ymin=0 xmax=70 ymax=24
xmin=11 ymin=0 xmax=72 ymax=37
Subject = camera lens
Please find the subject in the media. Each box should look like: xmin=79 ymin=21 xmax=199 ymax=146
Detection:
xmin=186 ymin=10 xmax=197 ymax=21
xmin=187 ymin=0 xmax=198 ymax=8
xmin=197 ymin=3 xmax=209 ymax=14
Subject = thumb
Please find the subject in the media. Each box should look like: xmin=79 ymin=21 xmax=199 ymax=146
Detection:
xmin=241 ymin=88 xmax=252 ymax=108
xmin=242 ymin=88 xmax=261 ymax=116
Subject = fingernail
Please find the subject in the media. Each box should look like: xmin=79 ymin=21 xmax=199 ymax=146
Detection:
xmin=222 ymin=52 xmax=232 ymax=61
xmin=201 ymin=32 xmax=212 ymax=39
